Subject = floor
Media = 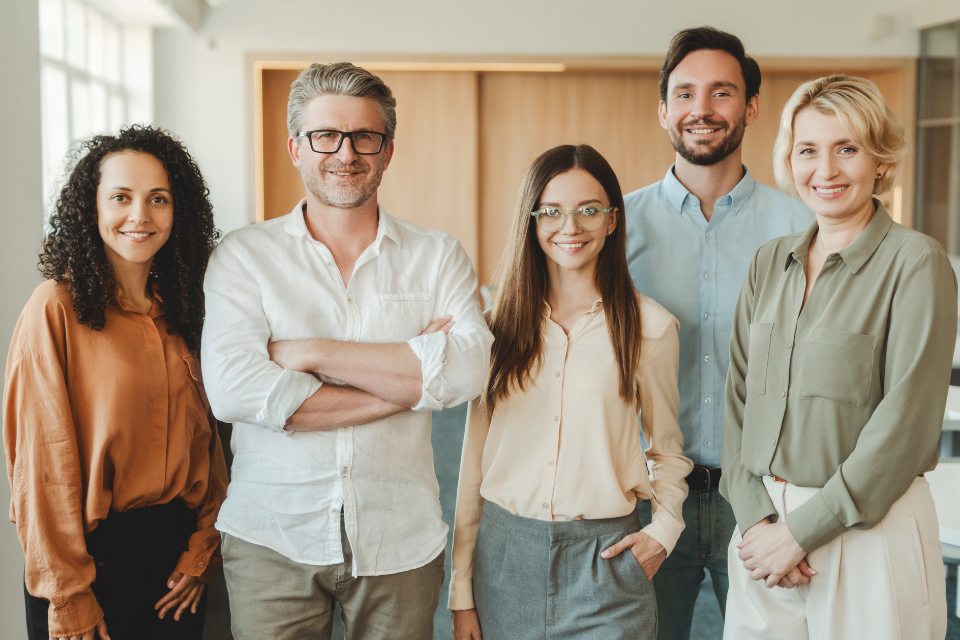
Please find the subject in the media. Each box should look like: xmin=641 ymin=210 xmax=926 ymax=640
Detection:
xmin=202 ymin=402 xmax=960 ymax=639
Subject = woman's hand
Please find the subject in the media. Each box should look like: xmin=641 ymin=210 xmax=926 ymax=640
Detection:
xmin=737 ymin=522 xmax=807 ymax=588
xmin=451 ymin=608 xmax=483 ymax=640
xmin=51 ymin=618 xmax=110 ymax=640
xmin=600 ymin=531 xmax=667 ymax=579
xmin=421 ymin=315 xmax=455 ymax=335
xmin=154 ymin=570 xmax=206 ymax=621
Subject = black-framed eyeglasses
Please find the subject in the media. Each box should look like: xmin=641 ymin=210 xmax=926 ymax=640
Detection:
xmin=297 ymin=130 xmax=388 ymax=155
xmin=530 ymin=205 xmax=615 ymax=232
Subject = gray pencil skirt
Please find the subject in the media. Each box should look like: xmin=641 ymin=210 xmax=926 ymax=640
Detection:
xmin=473 ymin=501 xmax=657 ymax=640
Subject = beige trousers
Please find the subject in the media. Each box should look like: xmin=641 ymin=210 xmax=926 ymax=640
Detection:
xmin=222 ymin=517 xmax=444 ymax=640
xmin=724 ymin=476 xmax=946 ymax=640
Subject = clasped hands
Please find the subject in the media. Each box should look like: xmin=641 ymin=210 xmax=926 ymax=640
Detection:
xmin=737 ymin=517 xmax=816 ymax=589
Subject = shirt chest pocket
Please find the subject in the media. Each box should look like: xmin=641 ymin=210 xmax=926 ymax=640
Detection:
xmin=799 ymin=328 xmax=878 ymax=407
xmin=746 ymin=323 xmax=774 ymax=395
xmin=377 ymin=292 xmax=433 ymax=339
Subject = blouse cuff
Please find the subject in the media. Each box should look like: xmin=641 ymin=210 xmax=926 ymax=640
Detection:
xmin=725 ymin=476 xmax=778 ymax=535
xmin=178 ymin=528 xmax=223 ymax=583
xmin=785 ymin=491 xmax=847 ymax=552
xmin=47 ymin=591 xmax=103 ymax=639
xmin=407 ymin=332 xmax=448 ymax=412
xmin=447 ymin=578 xmax=475 ymax=610
xmin=641 ymin=511 xmax=683 ymax=556
xmin=256 ymin=368 xmax=323 ymax=433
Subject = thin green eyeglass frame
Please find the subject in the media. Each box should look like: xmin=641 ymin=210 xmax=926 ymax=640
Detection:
xmin=529 ymin=205 xmax=616 ymax=232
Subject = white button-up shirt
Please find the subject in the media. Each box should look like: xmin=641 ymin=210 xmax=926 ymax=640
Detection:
xmin=201 ymin=200 xmax=493 ymax=575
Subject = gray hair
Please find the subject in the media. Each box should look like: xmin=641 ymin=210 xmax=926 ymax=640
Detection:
xmin=286 ymin=62 xmax=397 ymax=140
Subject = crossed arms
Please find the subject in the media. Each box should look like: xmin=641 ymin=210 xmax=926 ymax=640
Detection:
xmin=199 ymin=235 xmax=493 ymax=433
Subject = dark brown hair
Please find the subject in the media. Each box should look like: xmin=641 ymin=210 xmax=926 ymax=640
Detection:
xmin=39 ymin=125 xmax=219 ymax=352
xmin=483 ymin=144 xmax=642 ymax=413
xmin=660 ymin=26 xmax=761 ymax=101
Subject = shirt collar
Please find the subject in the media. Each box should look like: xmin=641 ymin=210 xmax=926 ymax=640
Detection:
xmin=283 ymin=199 xmax=402 ymax=250
xmin=662 ymin=164 xmax=757 ymax=216
xmin=113 ymin=282 xmax=164 ymax=319
xmin=786 ymin=199 xmax=893 ymax=275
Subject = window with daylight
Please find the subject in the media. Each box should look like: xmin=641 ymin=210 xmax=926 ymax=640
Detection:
xmin=915 ymin=21 xmax=960 ymax=255
xmin=38 ymin=0 xmax=136 ymax=221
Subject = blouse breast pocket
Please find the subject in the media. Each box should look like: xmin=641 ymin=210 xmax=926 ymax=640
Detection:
xmin=799 ymin=327 xmax=878 ymax=407
xmin=746 ymin=323 xmax=774 ymax=395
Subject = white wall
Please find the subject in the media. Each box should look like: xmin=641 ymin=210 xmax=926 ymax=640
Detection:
xmin=153 ymin=0 xmax=922 ymax=234
xmin=0 ymin=0 xmax=43 ymax=636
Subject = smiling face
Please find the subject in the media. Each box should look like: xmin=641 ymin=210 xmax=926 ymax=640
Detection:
xmin=659 ymin=49 xmax=758 ymax=166
xmin=535 ymin=169 xmax=617 ymax=277
xmin=790 ymin=107 xmax=887 ymax=223
xmin=288 ymin=94 xmax=394 ymax=210
xmin=96 ymin=151 xmax=173 ymax=271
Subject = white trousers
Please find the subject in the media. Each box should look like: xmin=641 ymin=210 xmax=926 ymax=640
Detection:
xmin=724 ymin=476 xmax=946 ymax=640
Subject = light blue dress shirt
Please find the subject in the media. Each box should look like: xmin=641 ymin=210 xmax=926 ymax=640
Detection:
xmin=625 ymin=166 xmax=814 ymax=467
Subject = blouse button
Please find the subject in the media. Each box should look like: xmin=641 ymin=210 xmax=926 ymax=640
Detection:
xmin=549 ymin=459 xmax=555 ymax=465
xmin=780 ymin=391 xmax=786 ymax=398
xmin=555 ymin=371 xmax=561 ymax=377
xmin=554 ymin=416 xmax=559 ymax=422
xmin=198 ymin=561 xmax=205 ymax=569
xmin=542 ymin=503 xmax=549 ymax=509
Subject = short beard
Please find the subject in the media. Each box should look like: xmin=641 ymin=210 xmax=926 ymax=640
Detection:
xmin=669 ymin=114 xmax=746 ymax=166
xmin=303 ymin=156 xmax=386 ymax=209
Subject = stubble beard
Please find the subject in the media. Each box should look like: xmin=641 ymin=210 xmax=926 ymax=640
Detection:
xmin=669 ymin=113 xmax=747 ymax=167
xmin=303 ymin=156 xmax=387 ymax=209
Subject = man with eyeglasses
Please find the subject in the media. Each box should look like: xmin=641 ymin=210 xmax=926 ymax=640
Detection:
xmin=200 ymin=62 xmax=493 ymax=640
xmin=625 ymin=27 xmax=813 ymax=639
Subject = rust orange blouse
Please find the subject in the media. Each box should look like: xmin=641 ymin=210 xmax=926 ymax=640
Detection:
xmin=3 ymin=280 xmax=228 ymax=637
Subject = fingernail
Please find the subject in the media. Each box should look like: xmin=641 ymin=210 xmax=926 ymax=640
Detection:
xmin=600 ymin=550 xmax=609 ymax=558
xmin=168 ymin=580 xmax=175 ymax=588
xmin=809 ymin=569 xmax=818 ymax=575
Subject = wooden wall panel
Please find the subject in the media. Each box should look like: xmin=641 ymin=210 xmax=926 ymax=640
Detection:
xmin=261 ymin=68 xmax=305 ymax=220
xmin=374 ymin=71 xmax=480 ymax=265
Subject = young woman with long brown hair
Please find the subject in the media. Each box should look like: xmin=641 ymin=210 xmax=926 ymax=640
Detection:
xmin=448 ymin=144 xmax=692 ymax=640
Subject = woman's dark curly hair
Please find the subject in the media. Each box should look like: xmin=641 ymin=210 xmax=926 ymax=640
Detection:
xmin=39 ymin=125 xmax=220 ymax=352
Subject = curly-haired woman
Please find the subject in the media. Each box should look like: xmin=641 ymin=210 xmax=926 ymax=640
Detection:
xmin=4 ymin=126 xmax=228 ymax=640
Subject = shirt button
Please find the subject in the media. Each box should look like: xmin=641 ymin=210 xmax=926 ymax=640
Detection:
xmin=198 ymin=561 xmax=205 ymax=569
xmin=341 ymin=467 xmax=349 ymax=477
xmin=347 ymin=298 xmax=352 ymax=303
xmin=542 ymin=503 xmax=549 ymax=509
xmin=703 ymin=440 xmax=711 ymax=447
xmin=549 ymin=459 xmax=555 ymax=465
xmin=554 ymin=416 xmax=559 ymax=422
xmin=704 ymin=313 xmax=711 ymax=320
xmin=555 ymin=371 xmax=561 ymax=377
xmin=704 ymin=272 xmax=712 ymax=279
xmin=704 ymin=397 xmax=712 ymax=404
xmin=780 ymin=391 xmax=786 ymax=397
xmin=705 ymin=232 xmax=713 ymax=238
xmin=704 ymin=355 xmax=712 ymax=363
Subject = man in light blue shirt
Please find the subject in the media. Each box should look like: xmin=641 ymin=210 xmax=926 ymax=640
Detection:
xmin=627 ymin=27 xmax=813 ymax=640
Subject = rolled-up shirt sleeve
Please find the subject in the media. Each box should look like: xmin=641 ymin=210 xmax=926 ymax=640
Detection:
xmin=406 ymin=239 xmax=493 ymax=412
xmin=201 ymin=238 xmax=321 ymax=431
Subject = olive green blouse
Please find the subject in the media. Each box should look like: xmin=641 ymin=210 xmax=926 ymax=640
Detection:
xmin=720 ymin=202 xmax=958 ymax=552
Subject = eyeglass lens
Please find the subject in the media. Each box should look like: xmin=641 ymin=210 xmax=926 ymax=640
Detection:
xmin=537 ymin=207 xmax=605 ymax=232
xmin=308 ymin=131 xmax=384 ymax=154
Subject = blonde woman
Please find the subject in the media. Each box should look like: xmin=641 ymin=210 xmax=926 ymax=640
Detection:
xmin=721 ymin=75 xmax=955 ymax=639
xmin=448 ymin=144 xmax=692 ymax=640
